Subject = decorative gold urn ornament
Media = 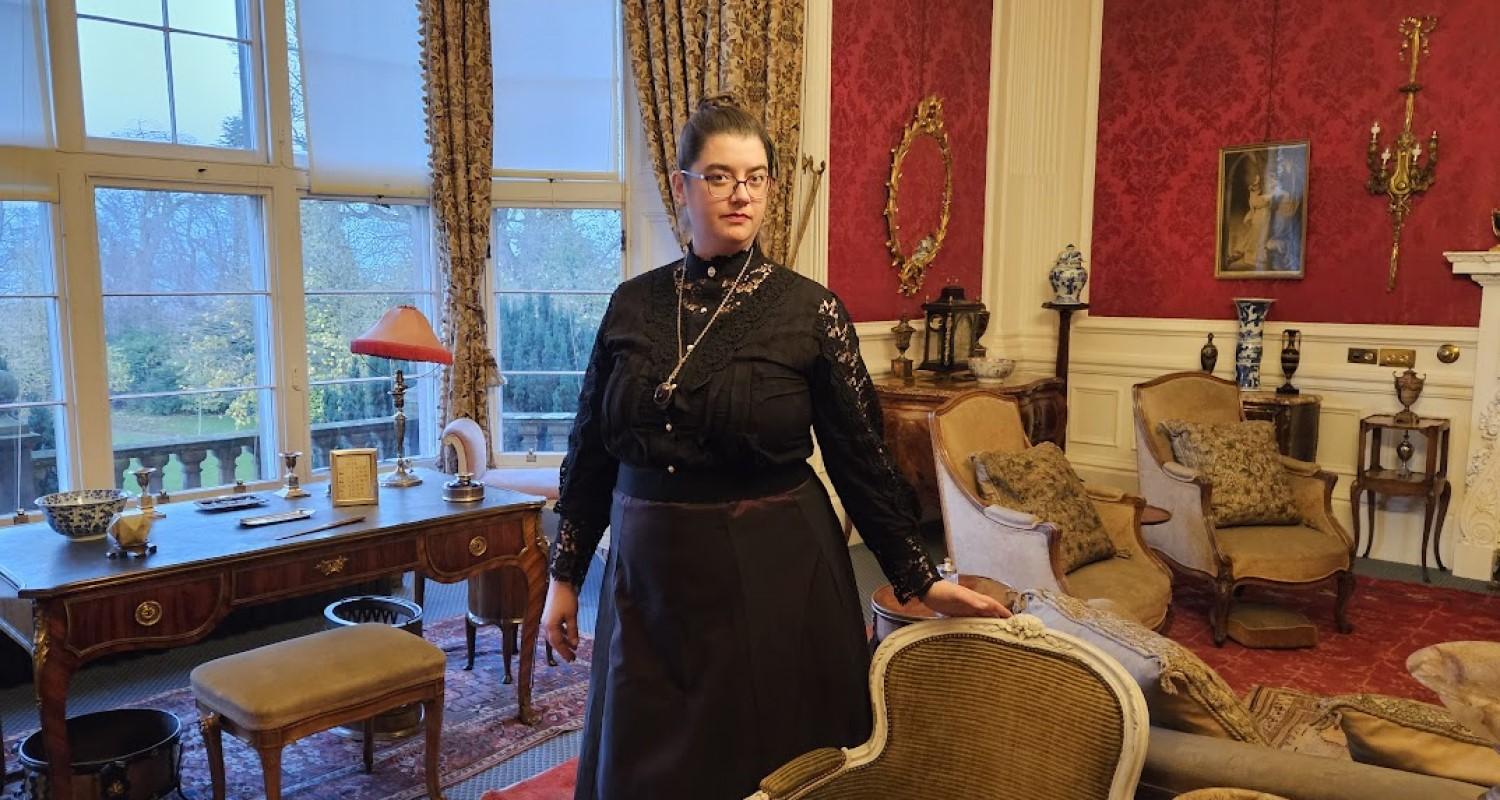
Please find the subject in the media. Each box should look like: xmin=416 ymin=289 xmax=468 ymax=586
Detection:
xmin=1366 ymin=16 xmax=1439 ymax=292
xmin=1393 ymin=367 xmax=1426 ymax=426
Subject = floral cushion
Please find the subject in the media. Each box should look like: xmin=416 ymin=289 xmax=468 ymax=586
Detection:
xmin=1159 ymin=419 xmax=1300 ymax=527
xmin=971 ymin=442 xmax=1116 ymax=573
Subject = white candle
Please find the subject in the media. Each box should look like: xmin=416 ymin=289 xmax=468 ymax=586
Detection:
xmin=1371 ymin=121 xmax=1381 ymax=136
xmin=1381 ymin=148 xmax=1392 ymax=164
xmin=1413 ymin=144 xmax=1422 ymax=158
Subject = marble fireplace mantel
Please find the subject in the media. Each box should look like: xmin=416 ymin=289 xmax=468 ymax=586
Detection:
xmin=1446 ymin=250 xmax=1500 ymax=581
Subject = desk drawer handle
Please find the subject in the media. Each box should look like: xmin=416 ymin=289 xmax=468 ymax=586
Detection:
xmin=135 ymin=601 xmax=163 ymax=627
xmin=468 ymin=536 xmax=488 ymax=557
xmin=316 ymin=556 xmax=348 ymax=576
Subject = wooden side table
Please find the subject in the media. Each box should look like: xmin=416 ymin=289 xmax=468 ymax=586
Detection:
xmin=1349 ymin=414 xmax=1452 ymax=582
xmin=1241 ymin=391 xmax=1321 ymax=462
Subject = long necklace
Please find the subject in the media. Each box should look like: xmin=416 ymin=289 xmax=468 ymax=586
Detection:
xmin=652 ymin=249 xmax=756 ymax=409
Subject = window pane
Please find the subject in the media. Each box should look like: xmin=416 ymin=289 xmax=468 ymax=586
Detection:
xmin=492 ymin=0 xmax=616 ymax=173
xmin=308 ymin=377 xmax=429 ymax=468
xmin=167 ymin=0 xmax=241 ymax=38
xmin=497 ymin=293 xmax=606 ymax=372
xmin=0 ymin=200 xmax=53 ymax=294
xmin=2 ymin=405 xmax=66 ymax=509
xmin=104 ymin=296 xmax=262 ymax=392
xmin=495 ymin=208 xmax=621 ymax=290
xmin=0 ymin=299 xmax=60 ymax=402
xmin=500 ymin=374 xmax=582 ymax=453
xmin=305 ymin=295 xmax=423 ymax=382
xmin=301 ymin=200 xmax=427 ymax=291
xmin=285 ymin=0 xmax=307 ymax=156
xmin=79 ymin=20 xmax=170 ymax=141
xmin=169 ymin=34 xmax=252 ymax=148
xmin=96 ymin=189 xmax=262 ymax=293
xmin=110 ymin=391 xmax=265 ymax=491
xmin=77 ymin=0 xmax=161 ymax=25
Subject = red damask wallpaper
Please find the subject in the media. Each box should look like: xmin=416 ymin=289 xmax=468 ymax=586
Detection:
xmin=1091 ymin=0 xmax=1495 ymax=326
xmin=828 ymin=0 xmax=993 ymax=322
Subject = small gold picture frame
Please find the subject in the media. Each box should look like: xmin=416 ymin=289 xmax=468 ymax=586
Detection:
xmin=328 ymin=448 xmax=379 ymax=507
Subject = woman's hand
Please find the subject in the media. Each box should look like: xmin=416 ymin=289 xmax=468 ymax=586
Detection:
xmin=920 ymin=579 xmax=1011 ymax=618
xmin=543 ymin=579 xmax=582 ymax=662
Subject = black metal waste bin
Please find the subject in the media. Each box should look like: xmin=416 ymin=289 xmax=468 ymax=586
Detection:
xmin=324 ymin=595 xmax=426 ymax=739
xmin=16 ymin=708 xmax=182 ymax=800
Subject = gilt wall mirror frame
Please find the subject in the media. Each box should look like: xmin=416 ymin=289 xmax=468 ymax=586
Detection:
xmin=885 ymin=95 xmax=954 ymax=297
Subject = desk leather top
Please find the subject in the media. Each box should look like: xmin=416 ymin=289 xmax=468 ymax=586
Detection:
xmin=0 ymin=469 xmax=544 ymax=598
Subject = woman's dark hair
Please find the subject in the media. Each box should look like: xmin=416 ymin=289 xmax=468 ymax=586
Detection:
xmin=676 ymin=93 xmax=777 ymax=178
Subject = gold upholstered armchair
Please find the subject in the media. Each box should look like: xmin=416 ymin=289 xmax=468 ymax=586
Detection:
xmin=1132 ymin=372 xmax=1355 ymax=646
xmin=930 ymin=390 xmax=1173 ymax=630
xmin=746 ymin=615 xmax=1150 ymax=800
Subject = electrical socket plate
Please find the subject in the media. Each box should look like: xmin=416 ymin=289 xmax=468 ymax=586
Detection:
xmin=1379 ymin=348 xmax=1416 ymax=368
xmin=1347 ymin=348 xmax=1377 ymax=365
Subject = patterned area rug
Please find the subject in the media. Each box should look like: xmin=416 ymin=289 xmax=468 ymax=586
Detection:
xmin=1166 ymin=574 xmax=1500 ymax=701
xmin=3 ymin=618 xmax=591 ymax=799
xmin=482 ymin=758 xmax=577 ymax=799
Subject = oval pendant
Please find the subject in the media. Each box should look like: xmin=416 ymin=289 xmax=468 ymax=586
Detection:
xmin=653 ymin=382 xmax=676 ymax=408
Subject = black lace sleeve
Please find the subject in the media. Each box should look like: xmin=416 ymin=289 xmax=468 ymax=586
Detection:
xmin=550 ymin=297 xmax=619 ymax=587
xmin=810 ymin=293 xmax=940 ymax=602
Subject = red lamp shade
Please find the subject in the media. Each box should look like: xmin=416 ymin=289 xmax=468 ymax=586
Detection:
xmin=349 ymin=305 xmax=453 ymax=365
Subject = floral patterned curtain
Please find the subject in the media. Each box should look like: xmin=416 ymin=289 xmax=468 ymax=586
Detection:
xmin=623 ymin=0 xmax=805 ymax=264
xmin=421 ymin=0 xmax=499 ymax=468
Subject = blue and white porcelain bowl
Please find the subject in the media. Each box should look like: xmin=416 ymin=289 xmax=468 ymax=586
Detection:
xmin=968 ymin=356 xmax=1016 ymax=385
xmin=35 ymin=489 xmax=130 ymax=541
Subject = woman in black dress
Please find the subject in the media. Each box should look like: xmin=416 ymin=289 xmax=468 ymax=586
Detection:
xmin=543 ymin=95 xmax=1007 ymax=799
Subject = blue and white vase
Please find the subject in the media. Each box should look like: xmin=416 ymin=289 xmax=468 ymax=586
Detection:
xmin=1048 ymin=244 xmax=1088 ymax=305
xmin=1233 ymin=298 xmax=1275 ymax=390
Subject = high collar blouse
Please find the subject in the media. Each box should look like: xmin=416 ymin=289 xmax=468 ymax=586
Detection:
xmin=549 ymin=245 xmax=939 ymax=602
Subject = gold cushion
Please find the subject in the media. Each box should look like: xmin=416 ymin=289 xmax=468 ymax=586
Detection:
xmin=1226 ymin=603 xmax=1317 ymax=649
xmin=972 ymin=442 xmax=1116 ymax=572
xmin=1020 ymin=590 xmax=1266 ymax=744
xmin=1174 ymin=790 xmax=1290 ymax=800
xmin=1328 ymin=693 xmax=1500 ymax=787
xmin=1215 ymin=524 xmax=1350 ymax=582
xmin=191 ymin=623 xmax=445 ymax=731
xmin=1065 ymin=551 xmax=1172 ymax=630
xmin=1159 ymin=420 xmax=1299 ymax=527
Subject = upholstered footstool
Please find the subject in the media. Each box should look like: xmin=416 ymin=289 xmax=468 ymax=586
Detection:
xmin=190 ymin=623 xmax=447 ymax=800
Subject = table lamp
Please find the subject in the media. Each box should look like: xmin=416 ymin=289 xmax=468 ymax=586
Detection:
xmin=350 ymin=305 xmax=452 ymax=487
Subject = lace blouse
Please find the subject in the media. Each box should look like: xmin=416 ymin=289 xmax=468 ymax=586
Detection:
xmin=550 ymin=246 xmax=939 ymax=601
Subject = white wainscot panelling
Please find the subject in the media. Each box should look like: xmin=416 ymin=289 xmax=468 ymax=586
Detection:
xmin=1060 ymin=316 xmax=1479 ymax=571
xmin=1068 ymin=385 xmax=1120 ymax=448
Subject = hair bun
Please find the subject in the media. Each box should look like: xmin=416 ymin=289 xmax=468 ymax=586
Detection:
xmin=697 ymin=92 xmax=741 ymax=112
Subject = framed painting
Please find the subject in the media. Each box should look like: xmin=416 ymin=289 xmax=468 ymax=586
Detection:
xmin=1215 ymin=140 xmax=1309 ymax=279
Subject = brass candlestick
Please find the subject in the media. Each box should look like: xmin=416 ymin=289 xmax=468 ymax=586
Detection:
xmin=277 ymin=451 xmax=310 ymax=499
xmin=1366 ymin=16 xmax=1439 ymax=292
xmin=384 ymin=369 xmax=421 ymax=487
xmin=132 ymin=467 xmax=165 ymax=518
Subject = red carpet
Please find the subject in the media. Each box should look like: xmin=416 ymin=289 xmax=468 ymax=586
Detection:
xmin=482 ymin=757 xmax=578 ymax=799
xmin=1168 ymin=574 xmax=1500 ymax=702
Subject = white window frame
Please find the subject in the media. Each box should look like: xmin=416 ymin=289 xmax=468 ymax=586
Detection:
xmin=90 ymin=178 xmax=281 ymax=489
xmin=70 ymin=0 xmax=271 ymax=165
xmin=485 ymin=1 xmax=630 ymax=468
xmin=299 ymin=196 xmax=442 ymax=470
xmin=0 ymin=201 xmax=75 ymax=508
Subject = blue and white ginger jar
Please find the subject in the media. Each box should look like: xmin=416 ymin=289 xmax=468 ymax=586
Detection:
xmin=1048 ymin=244 xmax=1088 ymax=305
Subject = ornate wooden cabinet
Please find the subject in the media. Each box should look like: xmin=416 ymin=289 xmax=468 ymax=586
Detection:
xmin=872 ymin=376 xmax=1066 ymax=528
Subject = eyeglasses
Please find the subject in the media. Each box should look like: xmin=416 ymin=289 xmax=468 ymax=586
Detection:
xmin=679 ymin=170 xmax=773 ymax=200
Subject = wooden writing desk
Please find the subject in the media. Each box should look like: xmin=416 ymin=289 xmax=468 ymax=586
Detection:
xmin=0 ymin=468 xmax=546 ymax=795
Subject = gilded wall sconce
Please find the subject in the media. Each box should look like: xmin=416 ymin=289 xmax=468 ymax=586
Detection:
xmin=1366 ymin=16 xmax=1439 ymax=292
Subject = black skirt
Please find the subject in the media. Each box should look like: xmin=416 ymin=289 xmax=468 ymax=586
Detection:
xmin=573 ymin=466 xmax=874 ymax=799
